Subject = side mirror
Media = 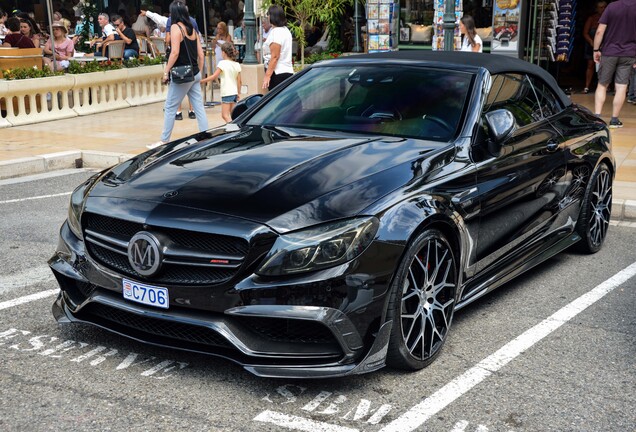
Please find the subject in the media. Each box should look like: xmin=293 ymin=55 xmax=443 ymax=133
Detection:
xmin=231 ymin=94 xmax=263 ymax=120
xmin=484 ymin=109 xmax=516 ymax=143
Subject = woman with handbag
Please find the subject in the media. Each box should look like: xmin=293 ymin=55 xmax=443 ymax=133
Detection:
xmin=148 ymin=0 xmax=208 ymax=149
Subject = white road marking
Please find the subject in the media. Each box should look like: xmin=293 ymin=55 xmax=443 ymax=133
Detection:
xmin=254 ymin=410 xmax=359 ymax=432
xmin=0 ymin=168 xmax=94 ymax=186
xmin=303 ymin=391 xmax=333 ymax=411
xmin=450 ymin=420 xmax=469 ymax=432
xmin=1 ymin=328 xmax=190 ymax=379
xmin=0 ymin=266 xmax=55 ymax=294
xmin=0 ymin=192 xmax=71 ymax=205
xmin=0 ymin=289 xmax=59 ymax=311
xmin=379 ymin=261 xmax=636 ymax=432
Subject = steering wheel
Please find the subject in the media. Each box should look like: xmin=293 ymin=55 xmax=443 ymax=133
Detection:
xmin=422 ymin=115 xmax=454 ymax=134
xmin=361 ymin=105 xmax=402 ymax=121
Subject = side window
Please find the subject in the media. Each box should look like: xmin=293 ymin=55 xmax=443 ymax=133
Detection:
xmin=484 ymin=73 xmax=542 ymax=127
xmin=526 ymin=75 xmax=563 ymax=118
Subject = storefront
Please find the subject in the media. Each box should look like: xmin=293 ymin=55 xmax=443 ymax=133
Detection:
xmin=397 ymin=0 xmax=602 ymax=90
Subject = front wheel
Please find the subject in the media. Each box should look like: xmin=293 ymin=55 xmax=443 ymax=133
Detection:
xmin=386 ymin=229 xmax=458 ymax=370
xmin=575 ymin=163 xmax=612 ymax=253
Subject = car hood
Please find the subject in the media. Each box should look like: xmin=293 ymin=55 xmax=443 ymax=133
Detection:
xmin=89 ymin=126 xmax=446 ymax=232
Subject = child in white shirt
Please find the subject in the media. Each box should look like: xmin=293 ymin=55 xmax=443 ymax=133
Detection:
xmin=201 ymin=42 xmax=242 ymax=123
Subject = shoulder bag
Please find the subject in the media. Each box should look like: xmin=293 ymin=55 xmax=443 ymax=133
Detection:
xmin=169 ymin=25 xmax=195 ymax=84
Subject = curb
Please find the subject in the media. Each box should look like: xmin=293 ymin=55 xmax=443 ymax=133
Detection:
xmin=1 ymin=152 xmax=636 ymax=223
xmin=0 ymin=150 xmax=135 ymax=180
xmin=613 ymin=198 xmax=636 ymax=222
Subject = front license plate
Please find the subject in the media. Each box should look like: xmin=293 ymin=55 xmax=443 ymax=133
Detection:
xmin=123 ymin=279 xmax=169 ymax=309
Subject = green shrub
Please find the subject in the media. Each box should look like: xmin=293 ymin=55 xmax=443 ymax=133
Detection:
xmin=1 ymin=65 xmax=64 ymax=80
xmin=3 ymin=56 xmax=164 ymax=79
xmin=123 ymin=55 xmax=165 ymax=68
xmin=304 ymin=51 xmax=342 ymax=65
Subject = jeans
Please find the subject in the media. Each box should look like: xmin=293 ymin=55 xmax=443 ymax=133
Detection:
xmin=161 ymin=72 xmax=208 ymax=142
xmin=124 ymin=49 xmax=138 ymax=59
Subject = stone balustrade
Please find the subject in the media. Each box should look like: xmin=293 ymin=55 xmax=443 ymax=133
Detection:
xmin=0 ymin=64 xmax=167 ymax=128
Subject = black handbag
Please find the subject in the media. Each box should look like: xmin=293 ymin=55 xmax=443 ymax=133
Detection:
xmin=170 ymin=64 xmax=194 ymax=84
xmin=169 ymin=26 xmax=195 ymax=84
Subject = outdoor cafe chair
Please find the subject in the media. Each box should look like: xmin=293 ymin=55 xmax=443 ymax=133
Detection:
xmin=101 ymin=40 xmax=125 ymax=62
xmin=137 ymin=35 xmax=154 ymax=58
xmin=149 ymin=36 xmax=166 ymax=56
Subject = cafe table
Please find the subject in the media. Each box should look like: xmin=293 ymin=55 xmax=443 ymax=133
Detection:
xmin=71 ymin=55 xmax=109 ymax=62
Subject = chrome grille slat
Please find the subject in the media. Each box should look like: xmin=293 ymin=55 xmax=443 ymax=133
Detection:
xmin=85 ymin=235 xmax=128 ymax=255
xmin=85 ymin=228 xmax=129 ymax=248
xmin=163 ymin=245 xmax=244 ymax=262
xmin=163 ymin=259 xmax=241 ymax=269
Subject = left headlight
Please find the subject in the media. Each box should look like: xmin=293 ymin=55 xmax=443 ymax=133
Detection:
xmin=67 ymin=190 xmax=83 ymax=238
xmin=256 ymin=217 xmax=379 ymax=276
xmin=67 ymin=173 xmax=100 ymax=238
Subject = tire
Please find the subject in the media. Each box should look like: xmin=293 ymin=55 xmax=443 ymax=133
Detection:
xmin=575 ymin=163 xmax=612 ymax=254
xmin=386 ymin=229 xmax=458 ymax=370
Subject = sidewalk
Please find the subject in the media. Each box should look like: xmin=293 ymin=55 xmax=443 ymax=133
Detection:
xmin=1 ymin=93 xmax=635 ymax=221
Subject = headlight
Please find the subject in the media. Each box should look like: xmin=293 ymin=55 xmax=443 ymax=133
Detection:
xmin=67 ymin=173 xmax=100 ymax=238
xmin=67 ymin=191 xmax=83 ymax=238
xmin=257 ymin=217 xmax=379 ymax=276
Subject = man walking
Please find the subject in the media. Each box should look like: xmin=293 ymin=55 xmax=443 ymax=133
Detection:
xmin=592 ymin=0 xmax=636 ymax=128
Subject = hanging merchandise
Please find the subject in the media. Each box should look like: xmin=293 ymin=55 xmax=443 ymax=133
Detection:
xmin=555 ymin=0 xmax=576 ymax=62
xmin=432 ymin=0 xmax=462 ymax=51
xmin=544 ymin=0 xmax=558 ymax=62
xmin=526 ymin=0 xmax=562 ymax=65
xmin=367 ymin=0 xmax=400 ymax=52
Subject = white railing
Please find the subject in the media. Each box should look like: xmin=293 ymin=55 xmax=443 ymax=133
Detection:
xmin=0 ymin=64 xmax=167 ymax=128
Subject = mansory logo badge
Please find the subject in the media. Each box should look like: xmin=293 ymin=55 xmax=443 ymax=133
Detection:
xmin=128 ymin=232 xmax=163 ymax=276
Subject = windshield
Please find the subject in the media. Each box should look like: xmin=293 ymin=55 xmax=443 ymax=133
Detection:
xmin=247 ymin=65 xmax=474 ymax=141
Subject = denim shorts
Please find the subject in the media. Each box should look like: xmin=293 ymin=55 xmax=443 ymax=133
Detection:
xmin=222 ymin=95 xmax=238 ymax=103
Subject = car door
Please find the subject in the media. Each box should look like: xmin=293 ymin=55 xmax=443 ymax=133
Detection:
xmin=471 ymin=73 xmax=569 ymax=277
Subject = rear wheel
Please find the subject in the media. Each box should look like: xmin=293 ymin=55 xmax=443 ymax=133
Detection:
xmin=576 ymin=163 xmax=612 ymax=253
xmin=386 ymin=229 xmax=458 ymax=370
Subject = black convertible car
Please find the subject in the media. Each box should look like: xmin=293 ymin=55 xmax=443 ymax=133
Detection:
xmin=50 ymin=51 xmax=614 ymax=378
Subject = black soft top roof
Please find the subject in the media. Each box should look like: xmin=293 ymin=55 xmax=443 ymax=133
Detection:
xmin=330 ymin=51 xmax=571 ymax=107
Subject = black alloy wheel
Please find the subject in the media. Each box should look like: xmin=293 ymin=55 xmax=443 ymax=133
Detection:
xmin=386 ymin=229 xmax=458 ymax=370
xmin=576 ymin=163 xmax=612 ymax=253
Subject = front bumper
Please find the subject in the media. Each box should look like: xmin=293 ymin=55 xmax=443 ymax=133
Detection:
xmin=49 ymin=221 xmax=397 ymax=378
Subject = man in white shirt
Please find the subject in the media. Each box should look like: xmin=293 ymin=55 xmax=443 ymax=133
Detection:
xmin=140 ymin=9 xmax=168 ymax=29
xmin=88 ymin=12 xmax=116 ymax=55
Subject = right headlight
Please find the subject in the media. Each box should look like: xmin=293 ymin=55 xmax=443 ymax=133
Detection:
xmin=256 ymin=217 xmax=379 ymax=276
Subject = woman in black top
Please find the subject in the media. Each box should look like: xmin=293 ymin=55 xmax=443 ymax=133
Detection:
xmin=148 ymin=0 xmax=208 ymax=149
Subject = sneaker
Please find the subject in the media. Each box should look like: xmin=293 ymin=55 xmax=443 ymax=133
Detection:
xmin=188 ymin=110 xmax=196 ymax=119
xmin=583 ymin=87 xmax=589 ymax=94
xmin=146 ymin=140 xmax=165 ymax=149
xmin=627 ymin=98 xmax=636 ymax=104
xmin=175 ymin=112 xmax=183 ymax=120
xmin=608 ymin=119 xmax=623 ymax=128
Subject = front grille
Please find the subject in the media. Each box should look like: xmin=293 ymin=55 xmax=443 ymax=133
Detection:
xmin=85 ymin=214 xmax=142 ymax=239
xmin=243 ymin=317 xmax=338 ymax=344
xmin=82 ymin=303 xmax=233 ymax=348
xmin=85 ymin=213 xmax=249 ymax=256
xmin=83 ymin=213 xmax=249 ymax=285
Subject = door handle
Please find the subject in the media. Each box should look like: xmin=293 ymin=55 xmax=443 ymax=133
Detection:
xmin=546 ymin=141 xmax=560 ymax=152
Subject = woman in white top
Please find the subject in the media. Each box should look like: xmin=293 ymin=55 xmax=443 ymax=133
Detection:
xmin=459 ymin=15 xmax=483 ymax=53
xmin=212 ymin=21 xmax=232 ymax=63
xmin=262 ymin=5 xmax=294 ymax=91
